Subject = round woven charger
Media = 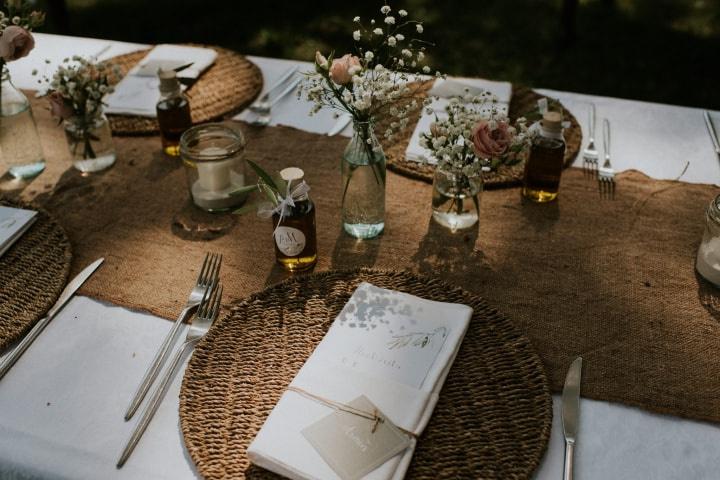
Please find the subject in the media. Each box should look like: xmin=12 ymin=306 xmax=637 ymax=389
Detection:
xmin=0 ymin=198 xmax=72 ymax=351
xmin=180 ymin=269 xmax=552 ymax=480
xmin=106 ymin=45 xmax=263 ymax=135
xmin=384 ymin=84 xmax=582 ymax=189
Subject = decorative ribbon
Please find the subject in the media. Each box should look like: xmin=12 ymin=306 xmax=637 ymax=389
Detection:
xmin=286 ymin=386 xmax=418 ymax=438
xmin=257 ymin=180 xmax=311 ymax=237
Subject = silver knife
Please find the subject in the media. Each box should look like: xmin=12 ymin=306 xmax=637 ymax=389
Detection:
xmin=561 ymin=356 xmax=583 ymax=480
xmin=0 ymin=258 xmax=105 ymax=381
xmin=704 ymin=110 xmax=720 ymax=159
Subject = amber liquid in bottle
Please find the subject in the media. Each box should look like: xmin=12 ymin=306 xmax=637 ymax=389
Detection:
xmin=522 ymin=136 xmax=565 ymax=203
xmin=157 ymin=96 xmax=192 ymax=157
xmin=273 ymin=198 xmax=318 ymax=272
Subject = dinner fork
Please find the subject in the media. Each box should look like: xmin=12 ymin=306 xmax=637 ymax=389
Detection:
xmin=117 ymin=280 xmax=223 ymax=468
xmin=249 ymin=65 xmax=298 ymax=113
xmin=583 ymin=103 xmax=598 ymax=176
xmin=124 ymin=252 xmax=221 ymax=421
xmin=598 ymin=118 xmax=615 ymax=199
xmin=250 ymin=76 xmax=302 ymax=126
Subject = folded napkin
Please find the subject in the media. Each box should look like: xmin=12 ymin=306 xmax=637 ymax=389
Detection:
xmin=247 ymin=282 xmax=472 ymax=480
xmin=406 ymin=76 xmax=512 ymax=165
xmin=0 ymin=205 xmax=37 ymax=258
xmin=104 ymin=44 xmax=217 ymax=117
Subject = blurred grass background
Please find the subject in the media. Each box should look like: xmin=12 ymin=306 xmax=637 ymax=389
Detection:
xmin=42 ymin=0 xmax=720 ymax=109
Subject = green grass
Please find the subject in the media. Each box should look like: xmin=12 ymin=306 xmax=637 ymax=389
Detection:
xmin=45 ymin=0 xmax=720 ymax=109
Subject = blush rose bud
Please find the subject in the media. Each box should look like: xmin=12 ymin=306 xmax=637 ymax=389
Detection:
xmin=329 ymin=54 xmax=361 ymax=86
xmin=0 ymin=26 xmax=35 ymax=62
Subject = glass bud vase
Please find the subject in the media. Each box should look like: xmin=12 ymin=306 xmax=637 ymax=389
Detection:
xmin=0 ymin=65 xmax=46 ymax=179
xmin=64 ymin=113 xmax=117 ymax=173
xmin=341 ymin=121 xmax=386 ymax=239
xmin=431 ymin=166 xmax=483 ymax=232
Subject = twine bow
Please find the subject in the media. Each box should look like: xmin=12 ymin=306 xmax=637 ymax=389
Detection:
xmin=257 ymin=180 xmax=311 ymax=237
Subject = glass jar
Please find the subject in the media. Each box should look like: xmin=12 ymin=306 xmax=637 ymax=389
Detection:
xmin=341 ymin=120 xmax=386 ymax=239
xmin=64 ymin=113 xmax=116 ymax=173
xmin=0 ymin=65 xmax=45 ymax=179
xmin=180 ymin=123 xmax=248 ymax=212
xmin=431 ymin=166 xmax=483 ymax=231
xmin=696 ymin=194 xmax=720 ymax=286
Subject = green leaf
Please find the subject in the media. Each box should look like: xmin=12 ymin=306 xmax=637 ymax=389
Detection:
xmin=259 ymin=183 xmax=279 ymax=206
xmin=232 ymin=200 xmax=261 ymax=215
xmin=228 ymin=184 xmax=259 ymax=196
xmin=246 ymin=159 xmax=279 ymax=192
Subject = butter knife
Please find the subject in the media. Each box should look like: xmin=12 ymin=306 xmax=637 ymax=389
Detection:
xmin=561 ymin=356 xmax=583 ymax=480
xmin=328 ymin=114 xmax=352 ymax=137
xmin=0 ymin=258 xmax=105 ymax=381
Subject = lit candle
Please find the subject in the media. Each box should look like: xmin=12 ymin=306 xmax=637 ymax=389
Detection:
xmin=197 ymin=147 xmax=232 ymax=191
xmin=696 ymin=236 xmax=720 ymax=286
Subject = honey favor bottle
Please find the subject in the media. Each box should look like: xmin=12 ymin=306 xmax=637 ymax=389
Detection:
xmin=156 ymin=68 xmax=192 ymax=156
xmin=522 ymin=111 xmax=566 ymax=203
xmin=273 ymin=167 xmax=318 ymax=272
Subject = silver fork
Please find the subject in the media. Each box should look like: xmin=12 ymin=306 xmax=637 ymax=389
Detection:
xmin=583 ymin=103 xmax=599 ymax=176
xmin=117 ymin=280 xmax=223 ymax=468
xmin=250 ymin=76 xmax=302 ymax=126
xmin=124 ymin=252 xmax=221 ymax=421
xmin=249 ymin=65 xmax=298 ymax=113
xmin=598 ymin=118 xmax=615 ymax=199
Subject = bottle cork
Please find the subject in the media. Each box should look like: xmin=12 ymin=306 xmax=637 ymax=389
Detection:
xmin=541 ymin=111 xmax=563 ymax=134
xmin=157 ymin=68 xmax=181 ymax=95
xmin=280 ymin=167 xmax=305 ymax=182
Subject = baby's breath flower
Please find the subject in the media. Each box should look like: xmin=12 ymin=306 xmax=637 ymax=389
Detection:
xmin=380 ymin=5 xmax=391 ymax=14
xmin=387 ymin=36 xmax=396 ymax=47
xmin=353 ymin=16 xmax=360 ymax=22
xmin=399 ymin=9 xmax=408 ymax=16
xmin=395 ymin=33 xmax=404 ymax=41
xmin=416 ymin=24 xmax=424 ymax=33
xmin=401 ymin=49 xmax=412 ymax=57
xmin=384 ymin=16 xmax=395 ymax=25
xmin=353 ymin=30 xmax=361 ymax=41
xmin=373 ymin=27 xmax=383 ymax=35
xmin=364 ymin=51 xmax=374 ymax=61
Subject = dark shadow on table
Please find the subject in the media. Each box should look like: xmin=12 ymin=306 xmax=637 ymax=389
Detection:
xmin=696 ymin=270 xmax=720 ymax=323
xmin=519 ymin=194 xmax=560 ymax=233
xmin=0 ymin=171 xmax=41 ymax=200
xmin=330 ymin=228 xmax=382 ymax=270
xmin=263 ymin=261 xmax=319 ymax=288
xmin=412 ymin=217 xmax=483 ymax=278
xmin=172 ymin=200 xmax=237 ymax=241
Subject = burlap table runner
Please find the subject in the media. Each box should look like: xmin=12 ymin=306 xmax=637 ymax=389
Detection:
xmin=4 ymin=94 xmax=720 ymax=425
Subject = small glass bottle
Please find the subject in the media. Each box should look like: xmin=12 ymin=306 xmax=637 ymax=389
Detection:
xmin=696 ymin=194 xmax=720 ymax=287
xmin=156 ymin=68 xmax=192 ymax=157
xmin=522 ymin=111 xmax=566 ymax=203
xmin=273 ymin=167 xmax=317 ymax=272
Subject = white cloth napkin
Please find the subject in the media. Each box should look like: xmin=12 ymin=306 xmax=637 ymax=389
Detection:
xmin=405 ymin=76 xmax=513 ymax=164
xmin=0 ymin=205 xmax=37 ymax=258
xmin=247 ymin=282 xmax=472 ymax=480
xmin=104 ymin=44 xmax=217 ymax=117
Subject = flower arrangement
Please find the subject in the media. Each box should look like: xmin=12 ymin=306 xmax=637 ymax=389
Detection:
xmin=0 ymin=0 xmax=43 ymax=65
xmin=421 ymin=93 xmax=530 ymax=176
xmin=301 ymin=4 xmax=438 ymax=143
xmin=37 ymin=57 xmax=120 ymax=161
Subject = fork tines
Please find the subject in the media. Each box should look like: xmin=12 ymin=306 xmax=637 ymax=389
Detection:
xmin=198 ymin=253 xmax=223 ymax=291
xmin=598 ymin=171 xmax=615 ymax=199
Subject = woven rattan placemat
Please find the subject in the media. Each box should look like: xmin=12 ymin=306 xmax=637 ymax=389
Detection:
xmin=0 ymin=199 xmax=71 ymax=351
xmin=384 ymin=84 xmax=582 ymax=188
xmin=106 ymin=45 xmax=263 ymax=135
xmin=180 ymin=269 xmax=552 ymax=480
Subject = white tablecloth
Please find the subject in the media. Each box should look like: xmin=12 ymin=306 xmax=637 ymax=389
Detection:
xmin=2 ymin=33 xmax=720 ymax=479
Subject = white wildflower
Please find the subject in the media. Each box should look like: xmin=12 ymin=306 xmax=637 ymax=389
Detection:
xmin=401 ymin=49 xmax=412 ymax=57
xmin=387 ymin=36 xmax=396 ymax=47
xmin=418 ymin=52 xmax=425 ymax=61
xmin=353 ymin=16 xmax=360 ymax=22
xmin=373 ymin=27 xmax=383 ymax=35
xmin=395 ymin=34 xmax=404 ymax=41
xmin=380 ymin=5 xmax=391 ymax=14
xmin=416 ymin=24 xmax=424 ymax=33
xmin=399 ymin=9 xmax=408 ymax=16
xmin=365 ymin=51 xmax=374 ymax=61
xmin=353 ymin=30 xmax=361 ymax=41
xmin=384 ymin=16 xmax=395 ymax=25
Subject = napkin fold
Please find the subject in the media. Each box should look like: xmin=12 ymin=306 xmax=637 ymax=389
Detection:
xmin=405 ymin=76 xmax=513 ymax=165
xmin=104 ymin=44 xmax=217 ymax=118
xmin=247 ymin=282 xmax=472 ymax=480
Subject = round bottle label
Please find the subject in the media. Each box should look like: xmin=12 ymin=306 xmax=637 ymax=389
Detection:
xmin=275 ymin=226 xmax=306 ymax=256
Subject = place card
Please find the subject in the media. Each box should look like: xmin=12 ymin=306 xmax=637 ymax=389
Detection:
xmin=314 ymin=283 xmax=451 ymax=389
xmin=302 ymin=395 xmax=411 ymax=480
xmin=0 ymin=206 xmax=37 ymax=258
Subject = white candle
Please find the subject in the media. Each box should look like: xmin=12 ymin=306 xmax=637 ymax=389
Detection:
xmin=196 ymin=147 xmax=233 ymax=192
xmin=696 ymin=236 xmax=720 ymax=286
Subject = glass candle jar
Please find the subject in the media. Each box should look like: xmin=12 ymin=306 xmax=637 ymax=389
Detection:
xmin=696 ymin=194 xmax=720 ymax=286
xmin=180 ymin=123 xmax=248 ymax=212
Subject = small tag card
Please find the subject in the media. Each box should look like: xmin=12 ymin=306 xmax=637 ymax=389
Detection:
xmin=301 ymin=395 xmax=411 ymax=480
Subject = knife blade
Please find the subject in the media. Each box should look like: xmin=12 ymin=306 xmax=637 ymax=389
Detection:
xmin=561 ymin=356 xmax=582 ymax=480
xmin=328 ymin=114 xmax=352 ymax=137
xmin=703 ymin=110 xmax=720 ymax=159
xmin=0 ymin=258 xmax=105 ymax=381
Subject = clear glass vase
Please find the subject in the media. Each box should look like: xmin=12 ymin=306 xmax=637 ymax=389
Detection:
xmin=341 ymin=121 xmax=386 ymax=239
xmin=64 ymin=113 xmax=116 ymax=173
xmin=431 ymin=166 xmax=483 ymax=232
xmin=0 ymin=64 xmax=45 ymax=179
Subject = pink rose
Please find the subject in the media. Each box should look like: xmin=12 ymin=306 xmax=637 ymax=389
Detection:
xmin=47 ymin=91 xmax=74 ymax=121
xmin=471 ymin=120 xmax=512 ymax=159
xmin=329 ymin=54 xmax=361 ymax=85
xmin=0 ymin=26 xmax=35 ymax=62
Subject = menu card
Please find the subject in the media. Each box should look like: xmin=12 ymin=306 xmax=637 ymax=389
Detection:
xmin=247 ymin=282 xmax=472 ymax=480
xmin=0 ymin=206 xmax=37 ymax=258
